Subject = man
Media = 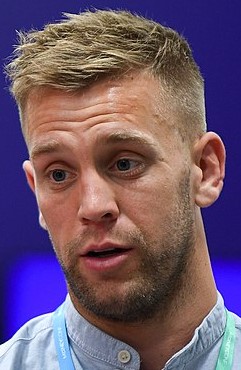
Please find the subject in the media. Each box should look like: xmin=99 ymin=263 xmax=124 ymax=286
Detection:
xmin=1 ymin=9 xmax=240 ymax=370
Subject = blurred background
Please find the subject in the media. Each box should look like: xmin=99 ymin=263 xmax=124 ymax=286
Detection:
xmin=1 ymin=0 xmax=240 ymax=343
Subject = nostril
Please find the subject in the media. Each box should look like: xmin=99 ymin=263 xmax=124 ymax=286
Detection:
xmin=103 ymin=212 xmax=113 ymax=219
xmin=78 ymin=199 xmax=119 ymax=223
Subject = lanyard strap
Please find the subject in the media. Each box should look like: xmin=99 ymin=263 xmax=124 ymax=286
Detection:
xmin=215 ymin=310 xmax=236 ymax=370
xmin=53 ymin=305 xmax=236 ymax=370
xmin=53 ymin=304 xmax=76 ymax=370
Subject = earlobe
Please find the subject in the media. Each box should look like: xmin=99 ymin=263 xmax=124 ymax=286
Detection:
xmin=23 ymin=160 xmax=48 ymax=231
xmin=23 ymin=160 xmax=36 ymax=193
xmin=39 ymin=212 xmax=47 ymax=230
xmin=193 ymin=132 xmax=226 ymax=208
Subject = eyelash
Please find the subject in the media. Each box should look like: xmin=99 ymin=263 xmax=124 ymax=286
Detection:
xmin=50 ymin=169 xmax=68 ymax=182
xmin=43 ymin=155 xmax=145 ymax=189
xmin=47 ymin=168 xmax=75 ymax=188
xmin=109 ymin=157 xmax=145 ymax=177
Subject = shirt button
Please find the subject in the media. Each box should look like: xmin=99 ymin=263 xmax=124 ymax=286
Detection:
xmin=118 ymin=349 xmax=131 ymax=364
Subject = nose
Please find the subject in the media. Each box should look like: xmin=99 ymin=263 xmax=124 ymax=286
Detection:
xmin=78 ymin=172 xmax=119 ymax=225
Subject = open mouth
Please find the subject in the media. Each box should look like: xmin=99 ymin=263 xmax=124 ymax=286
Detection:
xmin=86 ymin=248 xmax=130 ymax=258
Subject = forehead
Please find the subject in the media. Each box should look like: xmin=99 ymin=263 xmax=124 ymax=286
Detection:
xmin=25 ymin=71 xmax=168 ymax=114
xmin=23 ymin=71 xmax=179 ymax=154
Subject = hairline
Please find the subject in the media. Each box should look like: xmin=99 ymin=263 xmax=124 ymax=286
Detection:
xmin=20 ymin=68 xmax=206 ymax=148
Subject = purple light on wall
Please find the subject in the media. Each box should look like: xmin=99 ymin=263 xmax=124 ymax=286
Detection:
xmin=4 ymin=253 xmax=67 ymax=341
xmin=212 ymin=259 xmax=241 ymax=316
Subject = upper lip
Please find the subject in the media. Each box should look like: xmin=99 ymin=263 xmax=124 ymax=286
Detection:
xmin=80 ymin=242 xmax=133 ymax=256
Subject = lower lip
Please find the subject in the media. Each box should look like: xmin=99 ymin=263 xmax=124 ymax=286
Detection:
xmin=81 ymin=250 xmax=132 ymax=273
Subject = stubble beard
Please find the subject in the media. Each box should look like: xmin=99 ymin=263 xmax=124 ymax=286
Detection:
xmin=53 ymin=172 xmax=196 ymax=323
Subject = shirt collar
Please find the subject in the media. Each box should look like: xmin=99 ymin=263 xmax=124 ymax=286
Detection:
xmin=165 ymin=292 xmax=226 ymax=367
xmin=64 ymin=295 xmax=141 ymax=369
xmin=64 ymin=292 xmax=226 ymax=368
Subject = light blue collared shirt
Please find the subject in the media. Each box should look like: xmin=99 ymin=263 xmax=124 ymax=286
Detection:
xmin=0 ymin=292 xmax=240 ymax=369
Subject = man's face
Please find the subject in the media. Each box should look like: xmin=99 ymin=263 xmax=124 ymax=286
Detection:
xmin=24 ymin=72 xmax=197 ymax=322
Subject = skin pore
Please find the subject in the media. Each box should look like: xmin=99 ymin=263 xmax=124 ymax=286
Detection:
xmin=23 ymin=71 xmax=225 ymax=370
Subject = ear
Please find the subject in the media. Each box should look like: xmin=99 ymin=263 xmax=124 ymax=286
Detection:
xmin=23 ymin=160 xmax=35 ymax=193
xmin=23 ymin=160 xmax=48 ymax=230
xmin=193 ymin=132 xmax=226 ymax=208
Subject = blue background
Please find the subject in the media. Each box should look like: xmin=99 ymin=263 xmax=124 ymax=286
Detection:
xmin=0 ymin=0 xmax=240 ymax=342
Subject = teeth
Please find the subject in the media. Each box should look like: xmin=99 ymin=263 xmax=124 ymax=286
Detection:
xmin=93 ymin=248 xmax=116 ymax=253
xmin=87 ymin=248 xmax=122 ymax=258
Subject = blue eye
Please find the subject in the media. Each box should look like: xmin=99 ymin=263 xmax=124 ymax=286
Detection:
xmin=116 ymin=159 xmax=132 ymax=171
xmin=51 ymin=170 xmax=67 ymax=182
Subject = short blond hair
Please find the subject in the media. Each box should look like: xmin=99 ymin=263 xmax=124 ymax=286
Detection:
xmin=5 ymin=9 xmax=206 ymax=140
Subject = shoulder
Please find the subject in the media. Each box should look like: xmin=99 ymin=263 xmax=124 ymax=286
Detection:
xmin=0 ymin=312 xmax=56 ymax=368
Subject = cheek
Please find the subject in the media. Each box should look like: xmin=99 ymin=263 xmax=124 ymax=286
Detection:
xmin=36 ymin=191 xmax=75 ymax=243
xmin=120 ymin=179 xmax=175 ymax=225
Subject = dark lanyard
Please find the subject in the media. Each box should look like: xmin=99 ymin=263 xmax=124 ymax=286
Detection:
xmin=53 ymin=304 xmax=236 ymax=370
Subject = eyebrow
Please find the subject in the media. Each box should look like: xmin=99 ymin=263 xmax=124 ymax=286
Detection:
xmin=105 ymin=130 xmax=157 ymax=147
xmin=30 ymin=130 xmax=157 ymax=160
xmin=30 ymin=140 xmax=63 ymax=160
